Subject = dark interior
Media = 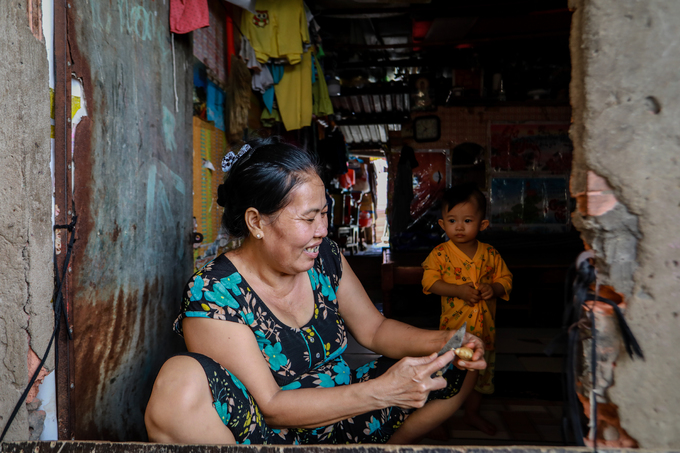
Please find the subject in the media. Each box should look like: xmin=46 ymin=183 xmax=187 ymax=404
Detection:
xmin=307 ymin=0 xmax=584 ymax=445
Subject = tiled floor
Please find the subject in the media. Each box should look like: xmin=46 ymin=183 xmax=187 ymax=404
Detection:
xmin=435 ymin=398 xmax=568 ymax=446
xmin=342 ymin=251 xmax=572 ymax=446
xmin=344 ymin=327 xmax=571 ymax=446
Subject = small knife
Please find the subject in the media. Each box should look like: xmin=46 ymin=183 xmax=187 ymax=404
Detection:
xmin=433 ymin=322 xmax=467 ymax=377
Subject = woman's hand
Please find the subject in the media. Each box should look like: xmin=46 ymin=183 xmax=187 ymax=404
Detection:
xmin=452 ymin=332 xmax=486 ymax=371
xmin=373 ymin=352 xmax=455 ymax=409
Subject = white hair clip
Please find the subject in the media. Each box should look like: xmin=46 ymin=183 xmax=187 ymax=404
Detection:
xmin=221 ymin=144 xmax=251 ymax=173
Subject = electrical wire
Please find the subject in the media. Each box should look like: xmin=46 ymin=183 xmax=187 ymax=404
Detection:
xmin=0 ymin=215 xmax=77 ymax=442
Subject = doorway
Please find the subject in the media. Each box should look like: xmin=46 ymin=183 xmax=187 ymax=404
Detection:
xmin=312 ymin=0 xmax=581 ymax=445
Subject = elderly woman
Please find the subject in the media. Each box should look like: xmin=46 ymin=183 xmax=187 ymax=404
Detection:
xmin=145 ymin=137 xmax=485 ymax=444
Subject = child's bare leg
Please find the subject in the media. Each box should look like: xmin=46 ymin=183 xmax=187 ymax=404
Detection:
xmin=464 ymin=389 xmax=497 ymax=436
xmin=387 ymin=370 xmax=477 ymax=444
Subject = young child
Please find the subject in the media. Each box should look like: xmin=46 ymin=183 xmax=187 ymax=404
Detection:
xmin=421 ymin=182 xmax=513 ymax=436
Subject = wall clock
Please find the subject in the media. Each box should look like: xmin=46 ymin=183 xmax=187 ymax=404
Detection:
xmin=413 ymin=115 xmax=441 ymax=142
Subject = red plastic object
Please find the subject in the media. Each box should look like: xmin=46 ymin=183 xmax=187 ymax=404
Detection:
xmin=338 ymin=169 xmax=355 ymax=189
xmin=225 ymin=3 xmax=235 ymax=74
xmin=359 ymin=211 xmax=373 ymax=228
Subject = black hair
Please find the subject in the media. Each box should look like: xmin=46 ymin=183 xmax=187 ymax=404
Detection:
xmin=441 ymin=182 xmax=487 ymax=219
xmin=216 ymin=137 xmax=322 ymax=239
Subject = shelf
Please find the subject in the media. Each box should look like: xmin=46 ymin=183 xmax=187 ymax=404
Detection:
xmin=443 ymin=99 xmax=570 ymax=108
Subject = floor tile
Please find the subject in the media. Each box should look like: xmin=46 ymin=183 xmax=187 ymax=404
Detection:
xmin=506 ymin=404 xmax=549 ymax=413
xmin=547 ymin=405 xmax=565 ymax=421
xmin=536 ymin=424 xmax=564 ymax=442
xmin=495 ymin=328 xmax=565 ymax=355
xmin=500 ymin=411 xmax=541 ymax=441
xmin=495 ymin=353 xmax=527 ymax=372
xmin=517 ymin=356 xmax=564 ymax=373
xmin=528 ymin=410 xmax=560 ymax=426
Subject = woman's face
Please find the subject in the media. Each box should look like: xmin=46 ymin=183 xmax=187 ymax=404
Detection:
xmin=261 ymin=172 xmax=328 ymax=275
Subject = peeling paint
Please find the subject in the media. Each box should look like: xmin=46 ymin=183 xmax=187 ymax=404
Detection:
xmin=26 ymin=348 xmax=49 ymax=404
xmin=66 ymin=0 xmax=193 ymax=440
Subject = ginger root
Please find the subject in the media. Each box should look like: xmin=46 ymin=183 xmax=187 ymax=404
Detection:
xmin=453 ymin=347 xmax=474 ymax=361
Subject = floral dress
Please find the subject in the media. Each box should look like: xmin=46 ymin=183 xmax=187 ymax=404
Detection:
xmin=174 ymin=238 xmax=466 ymax=444
xmin=421 ymin=240 xmax=513 ymax=394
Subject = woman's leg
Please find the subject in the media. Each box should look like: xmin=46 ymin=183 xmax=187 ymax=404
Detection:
xmin=145 ymin=355 xmax=236 ymax=444
xmin=386 ymin=369 xmax=478 ymax=444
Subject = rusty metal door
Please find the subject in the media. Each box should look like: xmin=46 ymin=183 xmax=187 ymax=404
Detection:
xmin=54 ymin=0 xmax=194 ymax=440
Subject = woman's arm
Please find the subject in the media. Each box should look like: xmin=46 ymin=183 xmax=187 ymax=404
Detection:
xmin=337 ymin=255 xmax=486 ymax=364
xmin=182 ymin=317 xmax=455 ymax=429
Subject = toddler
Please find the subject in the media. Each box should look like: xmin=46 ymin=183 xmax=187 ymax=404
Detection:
xmin=421 ymin=182 xmax=512 ymax=436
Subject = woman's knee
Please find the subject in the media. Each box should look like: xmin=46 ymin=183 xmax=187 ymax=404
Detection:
xmin=145 ymin=356 xmax=238 ymax=444
xmin=146 ymin=356 xmax=213 ymax=426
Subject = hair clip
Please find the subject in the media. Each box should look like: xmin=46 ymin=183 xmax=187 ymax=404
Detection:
xmin=221 ymin=144 xmax=251 ymax=172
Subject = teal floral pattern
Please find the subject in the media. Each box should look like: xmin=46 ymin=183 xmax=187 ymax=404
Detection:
xmin=173 ymin=238 xmax=467 ymax=444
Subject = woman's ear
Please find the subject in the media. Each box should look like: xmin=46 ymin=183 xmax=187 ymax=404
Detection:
xmin=244 ymin=207 xmax=264 ymax=238
xmin=480 ymin=219 xmax=490 ymax=231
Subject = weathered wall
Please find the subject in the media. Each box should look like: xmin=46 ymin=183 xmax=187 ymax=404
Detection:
xmin=0 ymin=1 xmax=54 ymax=443
xmin=570 ymin=0 xmax=680 ymax=447
xmin=66 ymin=0 xmax=193 ymax=441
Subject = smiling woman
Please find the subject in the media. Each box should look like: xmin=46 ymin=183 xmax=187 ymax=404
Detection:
xmin=144 ymin=137 xmax=488 ymax=445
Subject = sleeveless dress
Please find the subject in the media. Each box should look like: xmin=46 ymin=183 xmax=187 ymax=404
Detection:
xmin=173 ymin=238 xmax=466 ymax=444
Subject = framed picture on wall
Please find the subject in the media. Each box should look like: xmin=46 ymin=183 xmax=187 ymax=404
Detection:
xmin=410 ymin=74 xmax=437 ymax=112
xmin=488 ymin=122 xmax=572 ymax=173
xmin=488 ymin=175 xmax=570 ymax=233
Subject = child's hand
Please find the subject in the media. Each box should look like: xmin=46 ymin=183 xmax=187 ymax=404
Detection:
xmin=458 ymin=283 xmax=481 ymax=305
xmin=478 ymin=283 xmax=494 ymax=300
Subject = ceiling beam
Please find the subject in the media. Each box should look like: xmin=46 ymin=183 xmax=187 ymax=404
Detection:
xmin=333 ymin=30 xmax=569 ymax=50
xmin=316 ymin=1 xmax=570 ymax=19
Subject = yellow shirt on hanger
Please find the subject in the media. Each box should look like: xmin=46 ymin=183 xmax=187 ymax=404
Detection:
xmin=313 ymin=54 xmax=334 ymax=117
xmin=241 ymin=0 xmax=310 ymax=65
xmin=274 ymin=50 xmax=313 ymax=131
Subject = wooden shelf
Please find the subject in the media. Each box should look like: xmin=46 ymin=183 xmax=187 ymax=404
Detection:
xmin=443 ymin=99 xmax=570 ymax=108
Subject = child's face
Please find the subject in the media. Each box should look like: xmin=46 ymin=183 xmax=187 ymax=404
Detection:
xmin=438 ymin=200 xmax=489 ymax=246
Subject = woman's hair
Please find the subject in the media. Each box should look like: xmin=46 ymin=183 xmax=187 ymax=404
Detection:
xmin=217 ymin=137 xmax=322 ymax=239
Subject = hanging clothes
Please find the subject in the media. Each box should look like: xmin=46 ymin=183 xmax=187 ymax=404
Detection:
xmin=261 ymin=106 xmax=282 ymax=127
xmin=312 ymin=54 xmax=333 ymax=117
xmin=240 ymin=0 xmax=310 ymax=65
xmin=239 ymin=36 xmax=261 ymax=70
xmin=206 ymin=80 xmax=225 ymax=131
xmin=274 ymin=51 xmax=313 ymax=131
xmin=252 ymin=65 xmax=274 ymax=94
xmin=170 ymin=0 xmax=209 ymax=34
xmin=262 ymin=64 xmax=284 ymax=113
xmin=240 ymin=36 xmax=273 ymax=93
